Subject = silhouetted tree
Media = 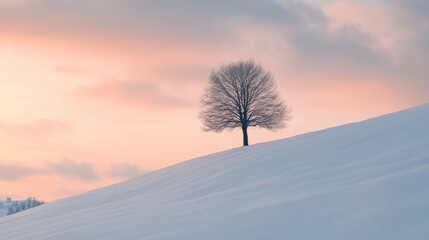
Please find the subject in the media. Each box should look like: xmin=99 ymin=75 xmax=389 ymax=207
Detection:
xmin=200 ymin=59 xmax=291 ymax=146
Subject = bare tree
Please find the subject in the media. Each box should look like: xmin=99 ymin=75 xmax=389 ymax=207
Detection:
xmin=200 ymin=59 xmax=291 ymax=146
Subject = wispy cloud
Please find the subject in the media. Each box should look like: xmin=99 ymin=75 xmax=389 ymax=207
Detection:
xmin=0 ymin=119 xmax=72 ymax=136
xmin=76 ymin=80 xmax=191 ymax=110
xmin=2 ymin=0 xmax=424 ymax=92
xmin=104 ymin=163 xmax=145 ymax=179
xmin=47 ymin=158 xmax=99 ymax=182
xmin=0 ymin=163 xmax=45 ymax=181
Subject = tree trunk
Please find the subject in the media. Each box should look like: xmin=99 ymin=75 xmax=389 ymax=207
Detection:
xmin=242 ymin=125 xmax=249 ymax=146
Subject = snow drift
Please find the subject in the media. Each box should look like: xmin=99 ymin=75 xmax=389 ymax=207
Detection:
xmin=1 ymin=104 xmax=429 ymax=239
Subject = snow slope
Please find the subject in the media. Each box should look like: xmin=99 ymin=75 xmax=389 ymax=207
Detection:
xmin=1 ymin=104 xmax=429 ymax=239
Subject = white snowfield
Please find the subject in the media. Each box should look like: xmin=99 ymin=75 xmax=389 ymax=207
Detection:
xmin=1 ymin=104 xmax=429 ymax=239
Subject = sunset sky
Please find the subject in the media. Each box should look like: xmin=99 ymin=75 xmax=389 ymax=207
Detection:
xmin=1 ymin=0 xmax=428 ymax=201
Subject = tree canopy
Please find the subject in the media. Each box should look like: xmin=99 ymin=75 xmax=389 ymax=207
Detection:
xmin=200 ymin=59 xmax=291 ymax=146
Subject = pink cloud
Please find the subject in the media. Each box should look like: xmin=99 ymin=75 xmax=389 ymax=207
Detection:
xmin=47 ymin=158 xmax=99 ymax=182
xmin=76 ymin=80 xmax=192 ymax=110
xmin=104 ymin=163 xmax=145 ymax=179
xmin=0 ymin=119 xmax=72 ymax=136
xmin=0 ymin=162 xmax=45 ymax=181
xmin=323 ymin=1 xmax=405 ymax=61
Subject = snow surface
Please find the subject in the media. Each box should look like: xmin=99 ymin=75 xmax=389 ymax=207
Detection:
xmin=1 ymin=103 xmax=429 ymax=239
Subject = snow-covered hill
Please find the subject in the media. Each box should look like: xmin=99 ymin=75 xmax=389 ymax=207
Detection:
xmin=1 ymin=104 xmax=429 ymax=239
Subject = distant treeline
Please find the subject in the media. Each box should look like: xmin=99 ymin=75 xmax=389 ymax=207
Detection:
xmin=0 ymin=197 xmax=45 ymax=216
